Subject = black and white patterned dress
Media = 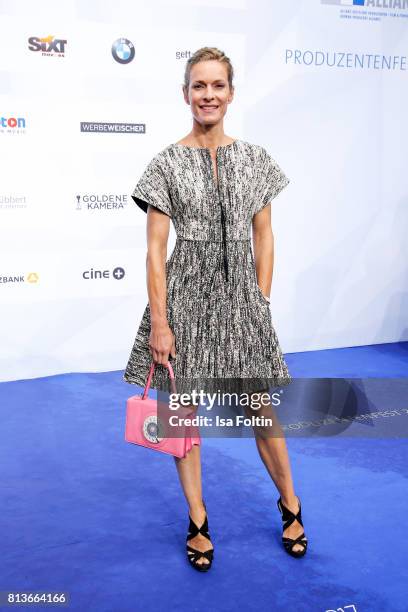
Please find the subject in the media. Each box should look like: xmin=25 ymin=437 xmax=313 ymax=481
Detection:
xmin=123 ymin=139 xmax=292 ymax=396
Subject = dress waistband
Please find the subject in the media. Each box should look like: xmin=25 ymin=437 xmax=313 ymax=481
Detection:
xmin=176 ymin=236 xmax=251 ymax=281
xmin=176 ymin=237 xmax=251 ymax=242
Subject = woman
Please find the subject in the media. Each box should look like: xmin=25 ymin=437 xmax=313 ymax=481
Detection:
xmin=123 ymin=47 xmax=308 ymax=571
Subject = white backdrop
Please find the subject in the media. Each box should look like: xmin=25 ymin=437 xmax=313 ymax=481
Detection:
xmin=0 ymin=0 xmax=407 ymax=383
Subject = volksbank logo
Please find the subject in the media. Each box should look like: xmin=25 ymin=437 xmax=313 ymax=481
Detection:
xmin=322 ymin=0 xmax=408 ymax=7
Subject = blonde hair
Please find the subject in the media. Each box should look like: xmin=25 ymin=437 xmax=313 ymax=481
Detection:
xmin=183 ymin=47 xmax=234 ymax=91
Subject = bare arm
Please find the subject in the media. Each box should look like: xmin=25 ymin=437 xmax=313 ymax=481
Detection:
xmin=146 ymin=205 xmax=176 ymax=365
xmin=251 ymin=202 xmax=274 ymax=300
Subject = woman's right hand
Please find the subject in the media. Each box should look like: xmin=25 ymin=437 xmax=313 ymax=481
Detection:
xmin=149 ymin=321 xmax=176 ymax=366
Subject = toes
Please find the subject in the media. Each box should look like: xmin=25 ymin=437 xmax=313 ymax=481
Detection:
xmin=195 ymin=557 xmax=209 ymax=566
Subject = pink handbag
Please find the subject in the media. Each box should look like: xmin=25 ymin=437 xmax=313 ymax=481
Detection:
xmin=125 ymin=360 xmax=201 ymax=458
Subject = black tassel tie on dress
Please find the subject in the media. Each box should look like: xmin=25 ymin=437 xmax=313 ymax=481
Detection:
xmin=213 ymin=147 xmax=229 ymax=283
xmin=123 ymin=139 xmax=292 ymax=396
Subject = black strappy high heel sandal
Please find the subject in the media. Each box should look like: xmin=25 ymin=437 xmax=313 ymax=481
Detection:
xmin=277 ymin=495 xmax=308 ymax=558
xmin=186 ymin=500 xmax=214 ymax=572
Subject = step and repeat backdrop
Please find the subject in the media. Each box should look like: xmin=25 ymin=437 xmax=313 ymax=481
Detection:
xmin=0 ymin=1 xmax=406 ymax=382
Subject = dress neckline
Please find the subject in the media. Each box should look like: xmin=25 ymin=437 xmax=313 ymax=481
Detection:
xmin=171 ymin=139 xmax=239 ymax=151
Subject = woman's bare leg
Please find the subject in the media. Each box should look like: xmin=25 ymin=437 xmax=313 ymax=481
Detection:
xmin=242 ymin=392 xmax=307 ymax=553
xmin=173 ymin=418 xmax=213 ymax=566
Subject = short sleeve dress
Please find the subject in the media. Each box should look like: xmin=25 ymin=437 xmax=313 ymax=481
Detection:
xmin=123 ymin=139 xmax=292 ymax=396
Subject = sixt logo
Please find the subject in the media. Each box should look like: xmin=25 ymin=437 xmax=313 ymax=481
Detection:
xmin=28 ymin=35 xmax=67 ymax=56
xmin=322 ymin=0 xmax=408 ymax=7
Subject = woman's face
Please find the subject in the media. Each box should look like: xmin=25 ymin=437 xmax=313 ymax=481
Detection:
xmin=184 ymin=60 xmax=234 ymax=126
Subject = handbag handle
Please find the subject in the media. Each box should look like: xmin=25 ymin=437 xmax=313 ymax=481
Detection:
xmin=142 ymin=360 xmax=177 ymax=400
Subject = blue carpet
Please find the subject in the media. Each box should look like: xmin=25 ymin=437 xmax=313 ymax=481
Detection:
xmin=1 ymin=342 xmax=407 ymax=612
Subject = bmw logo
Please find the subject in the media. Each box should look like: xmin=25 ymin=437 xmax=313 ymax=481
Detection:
xmin=112 ymin=38 xmax=135 ymax=64
xmin=143 ymin=415 xmax=165 ymax=444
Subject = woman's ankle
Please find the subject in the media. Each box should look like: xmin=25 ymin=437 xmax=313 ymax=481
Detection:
xmin=280 ymin=493 xmax=299 ymax=512
xmin=188 ymin=499 xmax=206 ymax=518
